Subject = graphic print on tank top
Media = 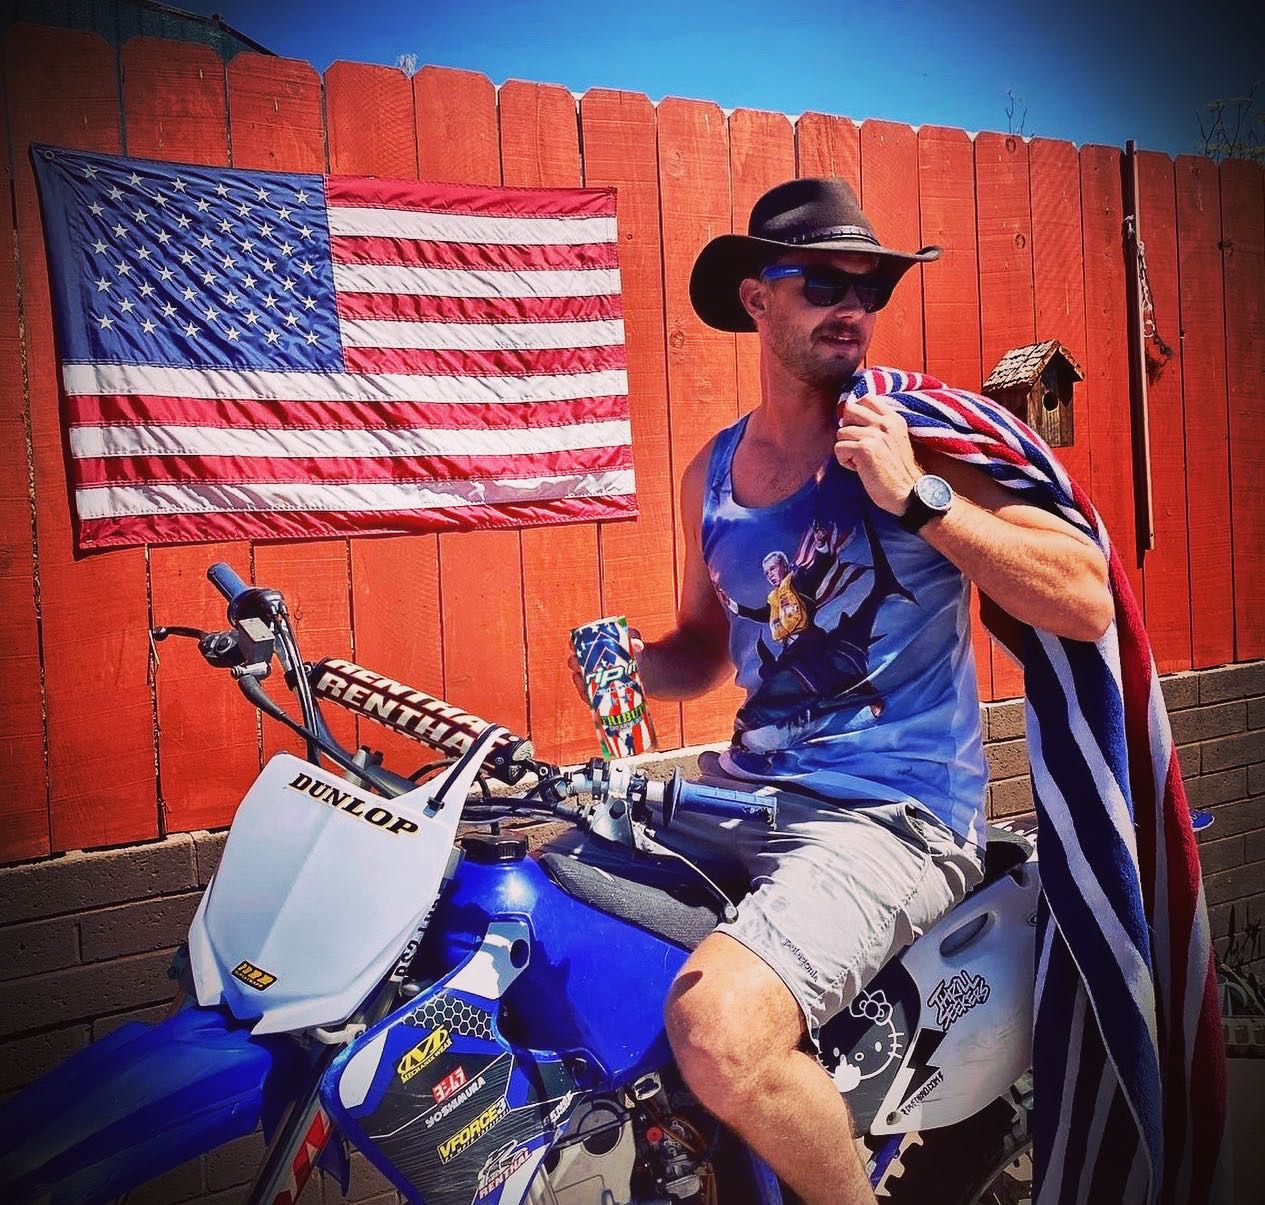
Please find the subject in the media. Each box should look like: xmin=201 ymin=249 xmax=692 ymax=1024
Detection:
xmin=714 ymin=503 xmax=915 ymax=751
xmin=702 ymin=412 xmax=987 ymax=841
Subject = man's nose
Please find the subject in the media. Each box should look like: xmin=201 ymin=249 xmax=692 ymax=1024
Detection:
xmin=830 ymin=285 xmax=867 ymax=315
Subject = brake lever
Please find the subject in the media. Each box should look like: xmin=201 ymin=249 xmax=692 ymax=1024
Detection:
xmin=151 ymin=625 xmax=210 ymax=642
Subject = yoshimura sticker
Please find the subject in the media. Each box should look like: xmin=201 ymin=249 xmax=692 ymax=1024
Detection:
xmin=397 ymin=1028 xmax=451 ymax=1084
xmin=425 ymin=1073 xmax=487 ymax=1129
xmin=432 ymin=1065 xmax=468 ymax=1104
xmin=438 ymin=1097 xmax=508 ymax=1163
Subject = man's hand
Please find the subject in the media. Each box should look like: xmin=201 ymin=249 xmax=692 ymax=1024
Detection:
xmin=834 ymin=394 xmax=921 ymax=515
xmin=567 ymin=629 xmax=644 ymax=704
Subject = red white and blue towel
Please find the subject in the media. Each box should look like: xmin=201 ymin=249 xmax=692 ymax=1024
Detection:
xmin=852 ymin=368 xmax=1227 ymax=1205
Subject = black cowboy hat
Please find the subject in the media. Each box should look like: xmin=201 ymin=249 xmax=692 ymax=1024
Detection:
xmin=689 ymin=177 xmax=941 ymax=333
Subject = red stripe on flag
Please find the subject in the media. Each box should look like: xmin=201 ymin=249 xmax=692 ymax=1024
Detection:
xmin=335 ymin=290 xmax=624 ymax=324
xmin=75 ymin=444 xmax=633 ymax=486
xmin=340 ymin=343 xmax=627 ymax=378
xmin=76 ymin=492 xmax=639 ymax=549
xmin=330 ymin=234 xmax=618 ymax=271
xmin=67 ymin=393 xmax=631 ymax=432
xmin=325 ymin=176 xmax=616 ymax=218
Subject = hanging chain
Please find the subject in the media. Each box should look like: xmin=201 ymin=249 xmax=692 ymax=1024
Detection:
xmin=1125 ymin=214 xmax=1174 ymax=365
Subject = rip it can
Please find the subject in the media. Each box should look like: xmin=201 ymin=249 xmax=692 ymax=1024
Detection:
xmin=570 ymin=615 xmax=656 ymax=759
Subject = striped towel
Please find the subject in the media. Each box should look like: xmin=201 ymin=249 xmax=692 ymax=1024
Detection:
xmin=851 ymin=368 xmax=1227 ymax=1204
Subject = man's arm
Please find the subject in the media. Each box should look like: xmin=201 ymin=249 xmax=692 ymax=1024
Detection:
xmin=637 ymin=440 xmax=736 ymax=700
xmin=836 ymin=394 xmax=1112 ymax=642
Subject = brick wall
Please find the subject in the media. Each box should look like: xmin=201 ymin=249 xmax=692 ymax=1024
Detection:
xmin=1 ymin=662 xmax=1262 ymax=1201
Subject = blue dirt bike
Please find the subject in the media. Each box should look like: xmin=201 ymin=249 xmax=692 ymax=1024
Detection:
xmin=0 ymin=564 xmax=1039 ymax=1204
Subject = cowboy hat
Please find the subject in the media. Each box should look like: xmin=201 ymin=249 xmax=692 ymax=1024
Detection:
xmin=689 ymin=177 xmax=941 ymax=333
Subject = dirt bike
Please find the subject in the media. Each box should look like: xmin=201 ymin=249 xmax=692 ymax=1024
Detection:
xmin=0 ymin=563 xmax=1038 ymax=1204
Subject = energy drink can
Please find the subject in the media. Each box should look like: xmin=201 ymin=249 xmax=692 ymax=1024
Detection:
xmin=570 ymin=615 xmax=656 ymax=759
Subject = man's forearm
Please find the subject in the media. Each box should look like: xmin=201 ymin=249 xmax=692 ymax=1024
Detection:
xmin=921 ymin=498 xmax=1112 ymax=642
xmin=639 ymin=626 xmax=733 ymax=700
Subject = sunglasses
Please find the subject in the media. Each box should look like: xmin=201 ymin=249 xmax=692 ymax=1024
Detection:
xmin=759 ymin=263 xmax=893 ymax=313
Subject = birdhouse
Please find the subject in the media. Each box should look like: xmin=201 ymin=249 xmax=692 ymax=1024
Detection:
xmin=982 ymin=340 xmax=1084 ymax=448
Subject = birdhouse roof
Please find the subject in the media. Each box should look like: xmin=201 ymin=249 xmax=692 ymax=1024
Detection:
xmin=983 ymin=339 xmax=1085 ymax=392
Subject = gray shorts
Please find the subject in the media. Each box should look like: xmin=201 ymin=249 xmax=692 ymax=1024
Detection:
xmin=658 ymin=754 xmax=985 ymax=1045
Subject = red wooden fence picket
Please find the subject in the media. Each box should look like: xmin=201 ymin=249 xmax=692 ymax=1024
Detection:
xmin=2 ymin=26 xmax=1262 ymax=862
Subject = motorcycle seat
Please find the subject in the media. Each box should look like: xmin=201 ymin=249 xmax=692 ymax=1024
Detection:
xmin=538 ymin=823 xmax=1034 ymax=953
xmin=975 ymin=824 xmax=1034 ymax=892
xmin=537 ymin=831 xmax=736 ymax=951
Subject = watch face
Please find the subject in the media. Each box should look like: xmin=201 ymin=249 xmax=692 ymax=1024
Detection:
xmin=915 ymin=474 xmax=953 ymax=512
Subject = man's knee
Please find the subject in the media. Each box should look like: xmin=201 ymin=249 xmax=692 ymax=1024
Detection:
xmin=664 ymin=935 xmax=802 ymax=1119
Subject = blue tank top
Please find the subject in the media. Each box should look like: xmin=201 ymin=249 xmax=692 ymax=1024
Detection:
xmin=702 ymin=414 xmax=987 ymax=845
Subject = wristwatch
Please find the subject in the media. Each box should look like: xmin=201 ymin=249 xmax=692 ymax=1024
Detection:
xmin=899 ymin=474 xmax=954 ymax=533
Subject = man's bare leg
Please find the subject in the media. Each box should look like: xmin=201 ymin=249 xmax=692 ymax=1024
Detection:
xmin=664 ymin=933 xmax=876 ymax=1205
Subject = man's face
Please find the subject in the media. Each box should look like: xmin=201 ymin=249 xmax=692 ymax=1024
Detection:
xmin=748 ymin=251 xmax=881 ymax=392
xmin=765 ymin=555 xmax=789 ymax=585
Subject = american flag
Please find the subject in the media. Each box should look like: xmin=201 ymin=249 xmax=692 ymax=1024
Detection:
xmin=31 ymin=145 xmax=636 ymax=550
xmin=856 ymin=368 xmax=1227 ymax=1205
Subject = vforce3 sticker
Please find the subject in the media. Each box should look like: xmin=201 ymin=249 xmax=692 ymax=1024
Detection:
xmin=397 ymin=1028 xmax=452 ymax=1084
xmin=231 ymin=959 xmax=277 ymax=991
xmin=438 ymin=1097 xmax=508 ymax=1163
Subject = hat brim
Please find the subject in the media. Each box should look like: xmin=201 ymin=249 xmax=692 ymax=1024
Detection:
xmin=689 ymin=234 xmax=942 ymax=333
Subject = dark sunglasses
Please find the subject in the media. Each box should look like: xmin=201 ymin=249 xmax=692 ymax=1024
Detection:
xmin=759 ymin=263 xmax=893 ymax=313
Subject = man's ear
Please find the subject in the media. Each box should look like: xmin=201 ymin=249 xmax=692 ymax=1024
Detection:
xmin=738 ymin=276 xmax=767 ymax=324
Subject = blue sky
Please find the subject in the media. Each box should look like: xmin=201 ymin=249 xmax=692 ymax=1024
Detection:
xmin=184 ymin=0 xmax=1262 ymax=157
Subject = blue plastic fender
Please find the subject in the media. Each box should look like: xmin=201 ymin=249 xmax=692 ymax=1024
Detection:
xmin=0 ymin=1005 xmax=303 ymax=1204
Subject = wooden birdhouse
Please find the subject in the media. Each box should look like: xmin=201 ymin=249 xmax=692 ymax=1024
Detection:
xmin=982 ymin=340 xmax=1084 ymax=448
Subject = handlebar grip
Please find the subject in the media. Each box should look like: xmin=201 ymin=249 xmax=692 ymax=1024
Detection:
xmin=666 ymin=775 xmax=778 ymax=827
xmin=207 ymin=562 xmax=249 ymax=605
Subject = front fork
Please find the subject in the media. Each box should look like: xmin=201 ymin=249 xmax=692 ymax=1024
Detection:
xmin=244 ymin=975 xmax=406 ymax=1205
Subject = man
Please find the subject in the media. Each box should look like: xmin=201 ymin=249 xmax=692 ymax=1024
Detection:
xmin=575 ymin=178 xmax=1112 ymax=1204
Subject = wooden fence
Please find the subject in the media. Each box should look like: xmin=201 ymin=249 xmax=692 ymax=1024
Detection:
xmin=1 ymin=23 xmax=1262 ymax=864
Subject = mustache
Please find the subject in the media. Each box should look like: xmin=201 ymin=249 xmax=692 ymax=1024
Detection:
xmin=813 ymin=321 xmax=865 ymax=341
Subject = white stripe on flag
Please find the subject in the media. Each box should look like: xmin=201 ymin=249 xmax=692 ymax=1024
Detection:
xmin=76 ymin=469 xmax=637 ymax=519
xmin=1026 ymin=705 xmax=1160 ymax=1038
xmin=1039 ymin=984 xmax=1087 ymax=1205
xmin=337 ymin=316 xmax=625 ymax=351
xmin=63 ymin=363 xmax=629 ymax=405
xmin=69 ymin=420 xmax=633 ymax=460
xmin=326 ymin=206 xmax=618 ymax=246
xmin=331 ymin=263 xmax=621 ymax=298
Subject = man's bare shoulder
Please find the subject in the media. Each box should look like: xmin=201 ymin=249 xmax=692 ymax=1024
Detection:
xmin=679 ymin=435 xmax=721 ymax=520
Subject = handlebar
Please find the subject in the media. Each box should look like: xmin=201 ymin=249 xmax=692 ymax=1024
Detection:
xmin=189 ymin=563 xmax=782 ymax=836
xmin=207 ymin=562 xmax=249 ymax=606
